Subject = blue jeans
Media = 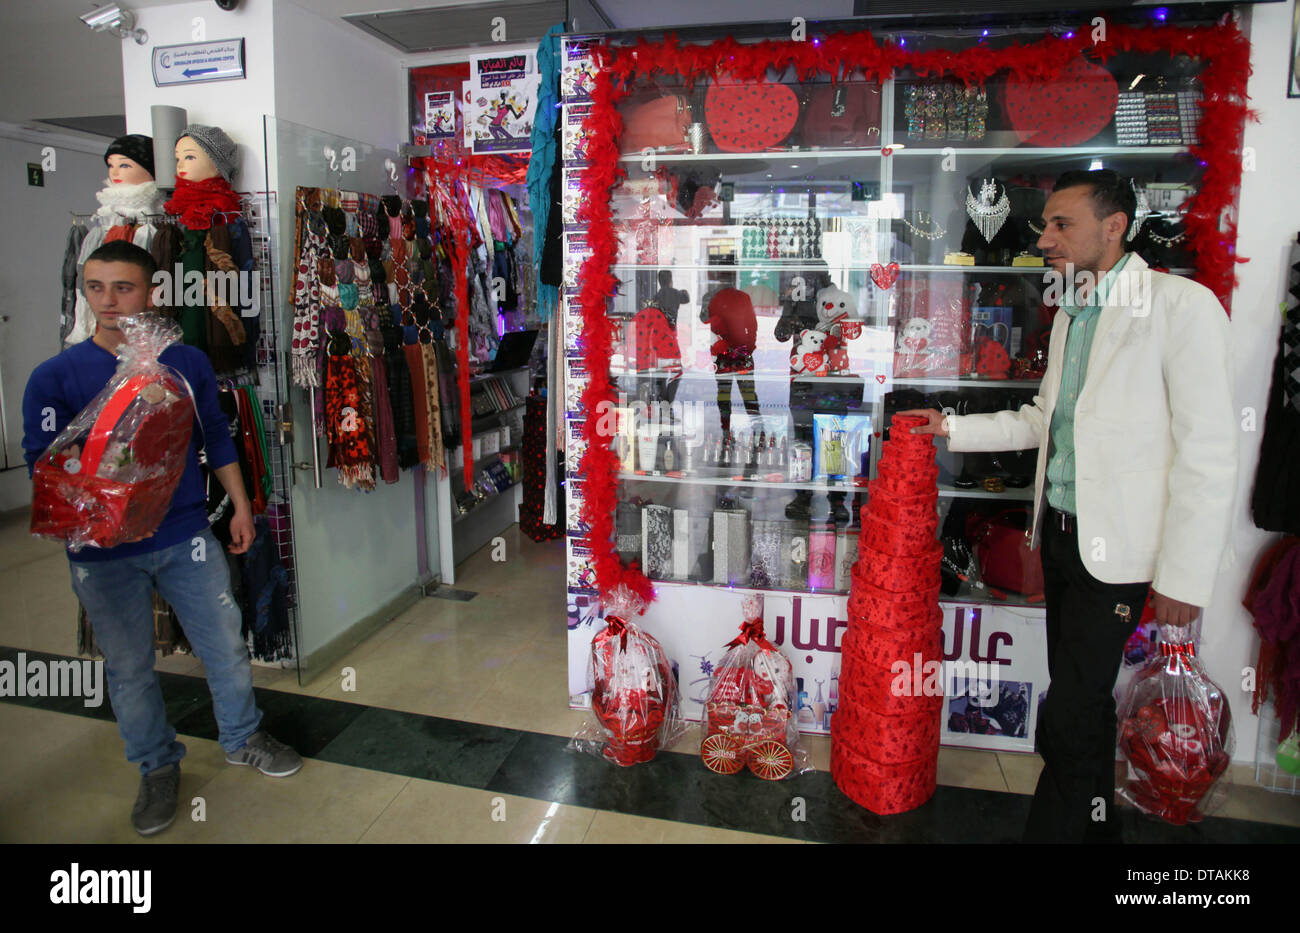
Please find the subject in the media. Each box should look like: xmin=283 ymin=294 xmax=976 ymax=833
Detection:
xmin=69 ymin=528 xmax=262 ymax=774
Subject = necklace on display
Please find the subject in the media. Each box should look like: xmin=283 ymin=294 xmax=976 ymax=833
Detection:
xmin=1146 ymin=224 xmax=1187 ymax=246
xmin=899 ymin=211 xmax=946 ymax=241
xmin=966 ymin=178 xmax=1009 ymax=244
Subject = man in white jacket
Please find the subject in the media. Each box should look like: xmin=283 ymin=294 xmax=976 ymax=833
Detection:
xmin=903 ymin=170 xmax=1236 ymax=843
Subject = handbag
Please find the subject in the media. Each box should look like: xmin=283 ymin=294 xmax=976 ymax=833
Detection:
xmin=969 ymin=507 xmax=1044 ymax=598
xmin=621 ymin=94 xmax=691 ymax=152
xmin=799 ymin=82 xmax=882 ymax=148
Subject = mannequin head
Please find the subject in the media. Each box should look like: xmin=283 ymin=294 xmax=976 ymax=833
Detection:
xmin=175 ymin=136 xmax=220 ymax=182
xmin=174 ymin=124 xmax=238 ymax=184
xmin=104 ymin=134 xmax=154 ymax=185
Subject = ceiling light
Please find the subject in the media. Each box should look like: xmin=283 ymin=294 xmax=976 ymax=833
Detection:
xmin=79 ymin=4 xmax=148 ymax=45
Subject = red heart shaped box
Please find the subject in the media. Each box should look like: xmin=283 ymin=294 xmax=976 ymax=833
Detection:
xmin=834 ymin=701 xmax=941 ymax=763
xmin=874 ymin=460 xmax=940 ymax=497
xmin=860 ymin=512 xmax=939 ymax=558
xmin=865 ymin=486 xmax=939 ymax=527
xmin=854 ymin=541 xmax=943 ymax=593
xmin=704 ymin=81 xmax=801 ymax=152
xmin=831 ymin=742 xmax=937 ymax=814
xmin=1003 ymin=54 xmax=1119 ymax=147
xmin=849 ymin=579 xmax=942 ymax=631
xmin=841 ymin=622 xmax=943 ymax=670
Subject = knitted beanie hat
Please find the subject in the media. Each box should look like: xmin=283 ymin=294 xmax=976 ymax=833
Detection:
xmin=104 ymin=134 xmax=155 ymax=179
xmin=178 ymin=124 xmax=238 ymax=183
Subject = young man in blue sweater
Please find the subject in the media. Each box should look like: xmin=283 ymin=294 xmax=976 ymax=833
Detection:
xmin=23 ymin=241 xmax=301 ymax=837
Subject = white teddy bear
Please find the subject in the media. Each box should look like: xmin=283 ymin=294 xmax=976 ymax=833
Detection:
xmin=896 ymin=317 xmax=931 ymax=354
xmin=814 ymin=285 xmax=857 ymax=329
xmin=790 ymin=328 xmax=828 ymax=374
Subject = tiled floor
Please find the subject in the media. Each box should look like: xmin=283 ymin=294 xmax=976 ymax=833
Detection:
xmin=2 ymin=508 xmax=1298 ymax=843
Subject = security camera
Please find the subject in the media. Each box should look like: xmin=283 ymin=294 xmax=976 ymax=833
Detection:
xmin=215 ymin=0 xmax=240 ymax=9
xmin=78 ymin=4 xmax=148 ymax=44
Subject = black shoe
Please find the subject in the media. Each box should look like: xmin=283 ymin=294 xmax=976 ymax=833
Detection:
xmin=785 ymin=490 xmax=812 ymax=520
xmin=132 ymin=764 xmax=180 ymax=837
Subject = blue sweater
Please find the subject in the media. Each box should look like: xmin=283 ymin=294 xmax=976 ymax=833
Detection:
xmin=22 ymin=339 xmax=240 ymax=562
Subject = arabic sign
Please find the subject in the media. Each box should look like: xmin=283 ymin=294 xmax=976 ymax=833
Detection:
xmin=152 ymin=39 xmax=245 ymax=87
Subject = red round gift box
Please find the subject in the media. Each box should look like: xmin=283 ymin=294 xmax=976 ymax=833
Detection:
xmin=849 ymin=578 xmax=942 ymax=631
xmin=860 ymin=511 xmax=938 ymax=558
xmin=853 ymin=540 xmax=943 ymax=593
xmin=879 ymin=437 xmax=936 ymax=463
xmin=875 ymin=459 xmax=940 ymax=496
xmin=837 ymin=659 xmax=945 ymax=717
xmin=890 ymin=413 xmax=929 ymax=432
xmin=833 ymin=701 xmax=942 ymax=764
xmin=865 ymin=487 xmax=939 ymax=526
xmin=831 ymin=742 xmax=938 ymax=815
xmin=841 ymin=622 xmax=943 ymax=670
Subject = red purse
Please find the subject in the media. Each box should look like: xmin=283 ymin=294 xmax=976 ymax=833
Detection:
xmin=969 ymin=508 xmax=1044 ymax=598
xmin=621 ymin=95 xmax=690 ymax=152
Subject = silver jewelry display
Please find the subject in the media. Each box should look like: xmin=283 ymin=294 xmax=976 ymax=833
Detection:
xmin=966 ymin=178 xmax=1009 ymax=244
xmin=1127 ymin=178 xmax=1151 ymax=243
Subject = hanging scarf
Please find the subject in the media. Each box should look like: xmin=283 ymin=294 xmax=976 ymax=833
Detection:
xmin=178 ymin=227 xmax=209 ymax=350
xmin=421 ymin=343 xmax=445 ymax=472
xmin=370 ymin=355 xmax=400 ymax=484
xmin=404 ymin=343 xmax=432 ymax=466
xmin=164 ymin=176 xmax=242 ymax=230
xmin=526 ymin=23 xmax=564 ymax=320
xmin=291 ymin=203 xmax=327 ymax=387
xmin=324 ymin=334 xmax=376 ymax=490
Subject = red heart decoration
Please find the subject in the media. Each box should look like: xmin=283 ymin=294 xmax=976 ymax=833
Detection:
xmin=870 ymin=262 xmax=900 ymax=290
xmin=803 ymin=352 xmax=826 ymax=372
xmin=1003 ymin=55 xmax=1118 ymax=147
xmin=874 ymin=373 xmax=886 ymax=384
xmin=704 ymin=81 xmax=800 ymax=152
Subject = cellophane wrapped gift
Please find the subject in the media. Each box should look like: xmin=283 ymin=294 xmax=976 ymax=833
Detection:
xmin=1116 ymin=631 xmax=1234 ymax=825
xmin=30 ymin=316 xmax=195 ymax=551
xmin=699 ymin=595 xmax=812 ymax=780
xmin=570 ymin=586 xmax=684 ymax=766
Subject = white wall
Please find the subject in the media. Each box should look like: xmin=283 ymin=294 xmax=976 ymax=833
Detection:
xmin=121 ymin=0 xmax=277 ymax=194
xmin=1203 ymin=2 xmax=1300 ymax=764
xmin=272 ymin=0 xmax=406 ymax=153
xmin=0 ymin=130 xmax=109 ymax=511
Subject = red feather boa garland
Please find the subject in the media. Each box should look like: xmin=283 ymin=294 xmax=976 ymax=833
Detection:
xmin=576 ymin=20 xmax=1257 ymax=606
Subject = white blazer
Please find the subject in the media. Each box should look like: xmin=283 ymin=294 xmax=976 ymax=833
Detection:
xmin=945 ymin=252 xmax=1236 ymax=608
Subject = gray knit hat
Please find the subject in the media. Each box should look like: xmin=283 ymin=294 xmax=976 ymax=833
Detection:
xmin=177 ymin=124 xmax=238 ymax=183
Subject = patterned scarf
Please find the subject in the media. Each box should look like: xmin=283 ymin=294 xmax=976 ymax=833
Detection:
xmin=324 ymin=335 xmax=376 ymax=490
xmin=421 ymin=343 xmax=445 ymax=472
xmin=292 ymin=203 xmax=326 ymax=387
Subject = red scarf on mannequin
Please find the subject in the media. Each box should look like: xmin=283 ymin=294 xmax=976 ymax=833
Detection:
xmin=164 ymin=177 xmax=242 ymax=229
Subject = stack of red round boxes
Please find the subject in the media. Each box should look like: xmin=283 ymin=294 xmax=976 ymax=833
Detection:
xmin=831 ymin=413 xmax=944 ymax=814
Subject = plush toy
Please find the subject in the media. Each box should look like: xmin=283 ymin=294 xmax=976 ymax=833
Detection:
xmin=897 ymin=317 xmax=931 ymax=354
xmin=791 ymin=328 xmax=829 ymax=375
xmin=813 ymin=285 xmax=861 ymax=374
xmin=704 ymin=287 xmax=757 ymax=371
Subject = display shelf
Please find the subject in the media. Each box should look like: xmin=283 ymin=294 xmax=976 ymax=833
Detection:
xmin=610 ymin=261 xmax=1196 ymax=276
xmin=647 ymin=576 xmax=850 ymax=599
xmin=471 ymin=401 xmax=526 ymax=423
xmin=619 ymin=471 xmax=865 ymax=492
xmin=452 ymin=481 xmax=520 ymax=523
xmin=616 ymin=144 xmax=1190 ymax=165
xmin=469 ymin=366 xmax=528 ymax=383
xmin=893 ymin=376 xmax=1042 ymax=388
xmin=610 ymin=368 xmax=884 ymax=386
xmin=942 ymin=581 xmax=1046 ymax=609
xmin=937 ymin=483 xmax=1034 ymax=500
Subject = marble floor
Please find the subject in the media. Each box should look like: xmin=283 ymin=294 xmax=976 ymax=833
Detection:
xmin=1 ymin=509 xmax=1298 ymax=843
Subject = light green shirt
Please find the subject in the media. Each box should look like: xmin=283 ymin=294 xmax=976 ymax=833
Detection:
xmin=1045 ymin=252 xmax=1130 ymax=515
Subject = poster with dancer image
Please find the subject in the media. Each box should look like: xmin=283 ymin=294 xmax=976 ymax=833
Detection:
xmin=465 ymin=50 xmax=539 ymax=154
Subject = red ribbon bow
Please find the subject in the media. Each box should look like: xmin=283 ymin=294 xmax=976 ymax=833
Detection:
xmin=727 ymin=618 xmax=774 ymax=651
xmin=605 ymin=615 xmax=630 ymax=651
xmin=1160 ymin=641 xmax=1196 ymax=674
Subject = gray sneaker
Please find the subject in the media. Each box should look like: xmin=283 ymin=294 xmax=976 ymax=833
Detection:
xmin=132 ymin=764 xmax=180 ymax=836
xmin=225 ymin=731 xmax=303 ymax=777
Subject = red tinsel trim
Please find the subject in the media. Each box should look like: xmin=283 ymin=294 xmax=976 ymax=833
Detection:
xmin=577 ymin=19 xmax=1257 ymax=606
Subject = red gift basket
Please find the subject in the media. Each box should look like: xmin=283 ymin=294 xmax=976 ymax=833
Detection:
xmin=1116 ymin=632 xmax=1234 ymax=825
xmin=30 ymin=316 xmax=195 ymax=552
xmin=570 ymin=586 xmax=684 ymax=766
xmin=699 ymin=595 xmax=811 ymax=780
